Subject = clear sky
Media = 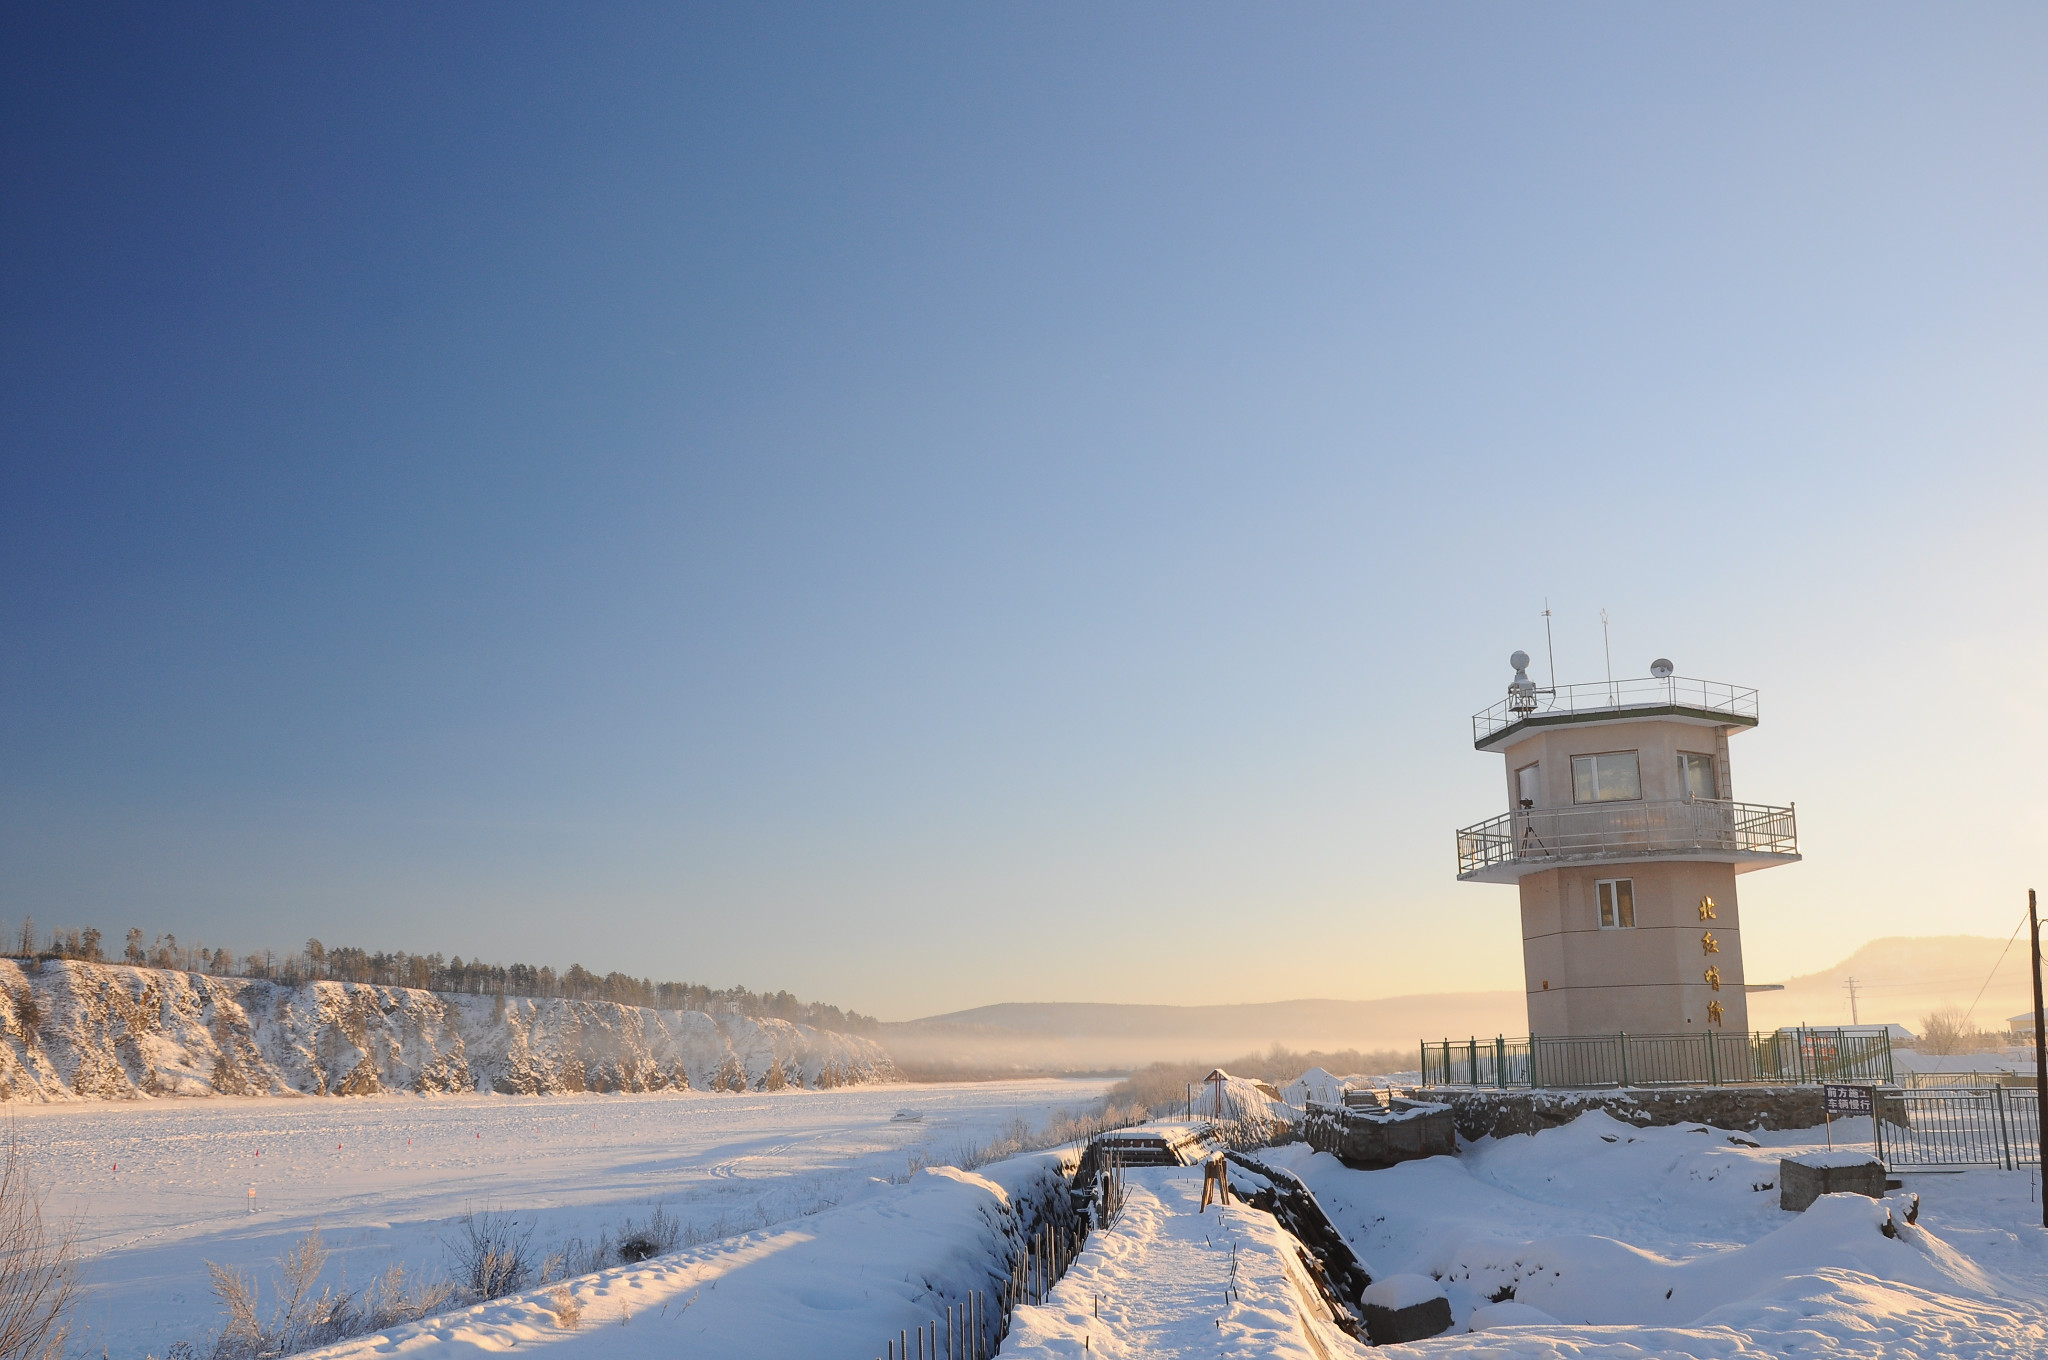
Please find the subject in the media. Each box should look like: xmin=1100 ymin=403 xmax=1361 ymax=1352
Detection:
xmin=3 ymin=6 xmax=2044 ymax=1021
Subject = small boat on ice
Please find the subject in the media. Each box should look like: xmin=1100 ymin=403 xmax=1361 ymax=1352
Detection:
xmin=890 ymin=1109 xmax=923 ymax=1122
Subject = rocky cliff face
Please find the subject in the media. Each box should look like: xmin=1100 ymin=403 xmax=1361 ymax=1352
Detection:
xmin=0 ymin=959 xmax=898 ymax=1102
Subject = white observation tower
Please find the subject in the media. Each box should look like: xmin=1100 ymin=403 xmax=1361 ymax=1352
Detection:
xmin=1455 ymin=654 xmax=1799 ymax=1039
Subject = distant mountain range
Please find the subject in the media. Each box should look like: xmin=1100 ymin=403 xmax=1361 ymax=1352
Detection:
xmin=881 ymin=934 xmax=2038 ymax=1075
xmin=880 ymin=993 xmax=1524 ymax=1075
xmin=1746 ymin=934 xmax=2036 ymax=1036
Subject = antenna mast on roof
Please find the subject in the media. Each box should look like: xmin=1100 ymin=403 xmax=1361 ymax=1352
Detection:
xmin=1601 ymin=607 xmax=1615 ymax=703
xmin=1542 ymin=600 xmax=1557 ymax=691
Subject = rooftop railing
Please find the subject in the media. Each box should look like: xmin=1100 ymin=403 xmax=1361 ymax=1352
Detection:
xmin=1473 ymin=674 xmax=1757 ymax=744
xmin=1455 ymin=797 xmax=1796 ymax=878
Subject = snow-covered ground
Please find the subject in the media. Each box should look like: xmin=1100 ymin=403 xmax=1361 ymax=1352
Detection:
xmin=1000 ymin=1162 xmax=1367 ymax=1358
xmin=299 ymin=1152 xmax=1077 ymax=1360
xmin=8 ymin=1078 xmax=1113 ymax=1357
xmin=1261 ymin=1110 xmax=2048 ymax=1357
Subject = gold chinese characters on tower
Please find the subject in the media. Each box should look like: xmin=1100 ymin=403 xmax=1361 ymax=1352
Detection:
xmin=1704 ymin=965 xmax=1722 ymax=991
xmin=1698 ymin=896 xmax=1717 ymax=921
xmin=1701 ymin=931 xmax=1720 ymax=954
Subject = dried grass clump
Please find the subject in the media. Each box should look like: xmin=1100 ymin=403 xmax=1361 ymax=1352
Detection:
xmin=203 ymin=1229 xmax=453 ymax=1360
xmin=546 ymin=1286 xmax=581 ymax=1329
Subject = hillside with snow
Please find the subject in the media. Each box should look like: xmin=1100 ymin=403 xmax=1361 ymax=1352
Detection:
xmin=0 ymin=958 xmax=897 ymax=1102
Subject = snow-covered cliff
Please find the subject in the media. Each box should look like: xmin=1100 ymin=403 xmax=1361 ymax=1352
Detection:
xmin=0 ymin=958 xmax=898 ymax=1102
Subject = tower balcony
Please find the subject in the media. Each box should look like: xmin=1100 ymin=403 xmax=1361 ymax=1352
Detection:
xmin=1474 ymin=674 xmax=1757 ymax=751
xmin=1454 ymin=798 xmax=1799 ymax=883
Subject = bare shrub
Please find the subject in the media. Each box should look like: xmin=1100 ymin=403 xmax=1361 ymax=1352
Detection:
xmin=545 ymin=1203 xmax=686 ymax=1279
xmin=920 ymin=1101 xmax=1150 ymax=1176
xmin=1106 ymin=1046 xmax=1412 ymax=1116
xmin=446 ymin=1211 xmax=536 ymax=1300
xmin=546 ymin=1286 xmax=581 ymax=1329
xmin=360 ymin=1262 xmax=454 ymax=1332
xmin=0 ymin=1132 xmax=77 ymax=1360
xmin=203 ymin=1229 xmax=455 ymax=1360
xmin=613 ymin=1206 xmax=679 ymax=1264
xmin=206 ymin=1229 xmax=348 ymax=1358
xmin=1918 ymin=1008 xmax=2004 ymax=1056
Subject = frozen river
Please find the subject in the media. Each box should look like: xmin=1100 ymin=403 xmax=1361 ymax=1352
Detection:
xmin=8 ymin=1077 xmax=1116 ymax=1358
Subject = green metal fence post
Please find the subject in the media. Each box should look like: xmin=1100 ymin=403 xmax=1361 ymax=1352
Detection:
xmin=1619 ymin=1032 xmax=1630 ymax=1088
xmin=1496 ymin=1035 xmax=1506 ymax=1089
xmin=1706 ymin=1029 xmax=1719 ymax=1086
xmin=1995 ymin=1084 xmax=2015 ymax=1171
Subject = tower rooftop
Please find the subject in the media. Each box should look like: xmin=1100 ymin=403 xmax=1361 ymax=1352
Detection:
xmin=1473 ymin=674 xmax=1757 ymax=752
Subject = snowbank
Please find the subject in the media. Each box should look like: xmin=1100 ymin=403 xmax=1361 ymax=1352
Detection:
xmin=1195 ymin=1071 xmax=1294 ymax=1124
xmin=1260 ymin=1108 xmax=2048 ymax=1356
xmin=1281 ymin=1066 xmax=1351 ymax=1108
xmin=1360 ymin=1273 xmax=1446 ymax=1310
xmin=0 ymin=959 xmax=895 ymax=1102
xmin=295 ymin=1150 xmax=1075 ymax=1360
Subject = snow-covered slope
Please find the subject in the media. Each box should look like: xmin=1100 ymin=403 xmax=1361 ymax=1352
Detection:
xmin=0 ymin=959 xmax=896 ymax=1101
xmin=291 ymin=1151 xmax=1077 ymax=1360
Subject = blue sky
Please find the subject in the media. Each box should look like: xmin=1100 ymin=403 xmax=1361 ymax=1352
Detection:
xmin=4 ymin=6 xmax=2045 ymax=1020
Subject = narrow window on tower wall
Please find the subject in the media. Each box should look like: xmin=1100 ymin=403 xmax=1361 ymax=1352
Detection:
xmin=1678 ymin=752 xmax=1717 ymax=800
xmin=1596 ymin=878 xmax=1636 ymax=929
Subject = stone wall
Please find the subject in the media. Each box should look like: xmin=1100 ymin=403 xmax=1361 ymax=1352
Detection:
xmin=1433 ymin=1086 xmax=1825 ymax=1139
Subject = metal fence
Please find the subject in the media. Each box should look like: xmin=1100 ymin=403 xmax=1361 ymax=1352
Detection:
xmin=1472 ymin=674 xmax=1758 ymax=744
xmin=1455 ymin=798 xmax=1798 ymax=879
xmin=1899 ymin=1070 xmax=2038 ymax=1089
xmin=1873 ymin=1086 xmax=2042 ymax=1169
xmin=1420 ymin=1028 xmax=1895 ymax=1090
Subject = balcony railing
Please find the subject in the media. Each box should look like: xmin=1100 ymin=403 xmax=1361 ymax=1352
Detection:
xmin=1419 ymin=1028 xmax=1893 ymax=1090
xmin=1473 ymin=674 xmax=1757 ymax=744
xmin=1455 ymin=797 xmax=1797 ymax=878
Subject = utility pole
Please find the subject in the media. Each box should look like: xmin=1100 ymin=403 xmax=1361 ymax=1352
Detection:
xmin=2031 ymin=889 xmax=2046 ymax=1231
xmin=1844 ymin=976 xmax=1861 ymax=1026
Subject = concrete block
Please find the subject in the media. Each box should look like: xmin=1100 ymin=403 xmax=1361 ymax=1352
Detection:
xmin=1359 ymin=1274 xmax=1452 ymax=1344
xmin=1304 ymin=1103 xmax=1458 ymax=1169
xmin=1779 ymin=1153 xmax=1886 ymax=1212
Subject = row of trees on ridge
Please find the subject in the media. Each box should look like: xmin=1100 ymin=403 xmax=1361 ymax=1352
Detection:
xmin=2 ymin=918 xmax=879 ymax=1035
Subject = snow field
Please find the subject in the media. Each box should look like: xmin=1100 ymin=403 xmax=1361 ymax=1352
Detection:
xmin=7 ymin=1078 xmax=1113 ymax=1358
xmin=297 ymin=1152 xmax=1077 ymax=1360
xmin=997 ymin=1164 xmax=1367 ymax=1359
xmin=1258 ymin=1109 xmax=2048 ymax=1357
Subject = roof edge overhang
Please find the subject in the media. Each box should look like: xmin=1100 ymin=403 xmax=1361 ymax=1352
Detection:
xmin=1475 ymin=705 xmax=1760 ymax=753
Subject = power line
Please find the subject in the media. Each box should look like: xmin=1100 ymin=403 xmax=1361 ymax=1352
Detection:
xmin=1961 ymin=905 xmax=2033 ymax=1029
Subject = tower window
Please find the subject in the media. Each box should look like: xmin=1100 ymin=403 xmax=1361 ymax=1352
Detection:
xmin=1679 ymin=752 xmax=1718 ymax=800
xmin=1571 ymin=752 xmax=1641 ymax=803
xmin=1516 ymin=763 xmax=1539 ymax=808
xmin=1596 ymin=878 xmax=1636 ymax=929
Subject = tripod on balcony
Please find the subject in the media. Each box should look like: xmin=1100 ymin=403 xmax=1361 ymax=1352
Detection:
xmin=1517 ymin=799 xmax=1546 ymax=855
